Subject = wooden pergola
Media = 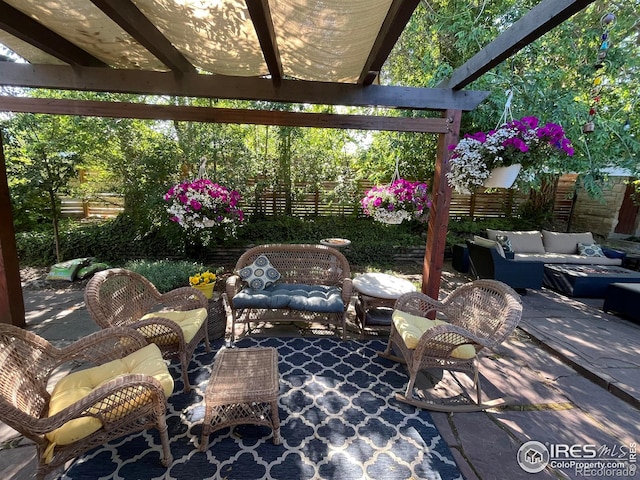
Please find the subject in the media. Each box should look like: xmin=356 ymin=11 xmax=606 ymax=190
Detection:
xmin=0 ymin=0 xmax=595 ymax=327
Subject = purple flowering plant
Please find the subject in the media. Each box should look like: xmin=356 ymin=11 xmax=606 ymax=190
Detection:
xmin=361 ymin=178 xmax=431 ymax=224
xmin=164 ymin=178 xmax=244 ymax=233
xmin=446 ymin=116 xmax=574 ymax=194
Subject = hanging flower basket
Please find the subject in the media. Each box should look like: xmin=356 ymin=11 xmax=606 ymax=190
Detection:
xmin=361 ymin=178 xmax=431 ymax=225
xmin=446 ymin=116 xmax=574 ymax=194
xmin=164 ymin=178 xmax=244 ymax=232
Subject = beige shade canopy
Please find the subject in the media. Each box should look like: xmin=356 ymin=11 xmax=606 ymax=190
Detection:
xmin=0 ymin=0 xmax=588 ymax=111
xmin=3 ymin=0 xmax=166 ymax=70
xmin=1 ymin=0 xmax=394 ymax=83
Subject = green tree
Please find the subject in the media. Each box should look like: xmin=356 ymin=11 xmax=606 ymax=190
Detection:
xmin=382 ymin=0 xmax=639 ymax=201
xmin=3 ymin=113 xmax=83 ymax=261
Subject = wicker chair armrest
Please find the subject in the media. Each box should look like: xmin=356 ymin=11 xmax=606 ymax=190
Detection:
xmin=130 ymin=318 xmax=186 ymax=346
xmin=57 ymin=327 xmax=149 ymax=365
xmin=225 ymin=274 xmax=243 ymax=308
xmin=340 ymin=277 xmax=353 ymax=306
xmin=0 ymin=398 xmax=44 ymax=435
xmin=394 ymin=291 xmax=446 ymax=317
xmin=413 ymin=323 xmax=488 ymax=360
xmin=31 ymin=374 xmax=167 ymax=435
xmin=160 ymin=287 xmax=208 ymax=310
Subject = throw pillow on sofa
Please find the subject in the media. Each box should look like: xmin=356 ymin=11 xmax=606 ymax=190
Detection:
xmin=577 ymin=242 xmax=605 ymax=257
xmin=542 ymin=230 xmax=594 ymax=254
xmin=495 ymin=235 xmax=513 ymax=252
xmin=238 ymin=255 xmax=281 ymax=290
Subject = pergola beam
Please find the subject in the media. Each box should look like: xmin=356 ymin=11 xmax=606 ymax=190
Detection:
xmin=0 ymin=63 xmax=490 ymax=111
xmin=440 ymin=0 xmax=597 ymax=90
xmin=358 ymin=0 xmax=421 ymax=85
xmin=0 ymin=96 xmax=451 ymax=133
xmin=245 ymin=0 xmax=283 ymax=83
xmin=89 ymin=0 xmax=196 ymax=74
xmin=0 ymin=1 xmax=107 ymax=67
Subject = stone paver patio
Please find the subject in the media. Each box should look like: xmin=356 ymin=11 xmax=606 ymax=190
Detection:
xmin=2 ymin=260 xmax=639 ymax=480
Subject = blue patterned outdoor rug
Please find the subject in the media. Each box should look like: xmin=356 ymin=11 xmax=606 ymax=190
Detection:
xmin=63 ymin=337 xmax=462 ymax=480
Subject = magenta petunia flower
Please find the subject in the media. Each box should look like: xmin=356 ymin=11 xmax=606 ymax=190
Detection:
xmin=503 ymin=137 xmax=529 ymax=152
xmin=520 ymin=116 xmax=539 ymax=129
xmin=470 ymin=131 xmax=487 ymax=142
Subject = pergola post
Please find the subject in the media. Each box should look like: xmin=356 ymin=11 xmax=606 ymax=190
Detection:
xmin=0 ymin=132 xmax=25 ymax=327
xmin=422 ymin=109 xmax=461 ymax=299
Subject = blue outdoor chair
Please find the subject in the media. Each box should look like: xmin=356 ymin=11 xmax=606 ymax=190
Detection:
xmin=466 ymin=240 xmax=544 ymax=292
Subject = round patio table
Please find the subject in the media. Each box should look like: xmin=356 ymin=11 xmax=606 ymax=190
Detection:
xmin=352 ymin=272 xmax=416 ymax=334
xmin=320 ymin=238 xmax=351 ymax=248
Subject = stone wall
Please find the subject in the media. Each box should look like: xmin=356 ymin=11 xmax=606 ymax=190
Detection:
xmin=570 ymin=176 xmax=629 ymax=240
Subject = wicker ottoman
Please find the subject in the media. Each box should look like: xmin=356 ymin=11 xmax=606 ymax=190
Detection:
xmin=603 ymin=283 xmax=640 ymax=323
xmin=199 ymin=346 xmax=281 ymax=451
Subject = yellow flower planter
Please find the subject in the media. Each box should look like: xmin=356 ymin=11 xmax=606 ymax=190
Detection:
xmin=192 ymin=282 xmax=215 ymax=299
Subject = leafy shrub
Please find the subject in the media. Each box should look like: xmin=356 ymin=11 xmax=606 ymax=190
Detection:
xmin=123 ymin=259 xmax=216 ymax=293
xmin=15 ymin=231 xmax=56 ymax=266
xmin=16 ymin=212 xmax=533 ymax=269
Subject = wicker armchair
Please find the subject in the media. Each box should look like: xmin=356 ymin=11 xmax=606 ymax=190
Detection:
xmin=84 ymin=268 xmax=210 ymax=392
xmin=0 ymin=325 xmax=173 ymax=479
xmin=379 ymin=279 xmax=523 ymax=412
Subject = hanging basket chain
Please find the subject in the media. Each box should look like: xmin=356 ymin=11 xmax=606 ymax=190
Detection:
xmin=496 ymin=89 xmax=514 ymax=129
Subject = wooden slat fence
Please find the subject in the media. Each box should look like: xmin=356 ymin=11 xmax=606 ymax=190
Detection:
xmin=60 ymin=194 xmax=125 ymax=218
xmin=449 ymin=190 xmax=528 ymax=218
xmin=553 ymin=173 xmax=578 ymax=226
xmin=60 ymin=176 xmax=578 ymax=220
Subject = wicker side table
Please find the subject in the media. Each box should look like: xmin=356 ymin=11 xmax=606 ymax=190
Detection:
xmin=199 ymin=346 xmax=281 ymax=451
xmin=206 ymin=292 xmax=227 ymax=340
xmin=353 ymin=272 xmax=416 ymax=334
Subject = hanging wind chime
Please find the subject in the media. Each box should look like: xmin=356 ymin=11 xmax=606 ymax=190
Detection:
xmin=583 ymin=12 xmax=616 ymax=134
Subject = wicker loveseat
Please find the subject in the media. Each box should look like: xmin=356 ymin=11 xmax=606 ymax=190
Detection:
xmin=225 ymin=244 xmax=352 ymax=340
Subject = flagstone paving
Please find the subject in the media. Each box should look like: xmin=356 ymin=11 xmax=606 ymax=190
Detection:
xmin=2 ymin=261 xmax=639 ymax=480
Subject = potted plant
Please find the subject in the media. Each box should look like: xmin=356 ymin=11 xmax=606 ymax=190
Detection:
xmin=361 ymin=178 xmax=431 ymax=224
xmin=446 ymin=116 xmax=574 ymax=194
xmin=189 ymin=270 xmax=217 ymax=299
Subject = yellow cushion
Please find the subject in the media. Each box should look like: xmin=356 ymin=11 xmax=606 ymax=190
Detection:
xmin=44 ymin=343 xmax=173 ymax=462
xmin=139 ymin=308 xmax=207 ymax=344
xmin=392 ymin=310 xmax=476 ymax=359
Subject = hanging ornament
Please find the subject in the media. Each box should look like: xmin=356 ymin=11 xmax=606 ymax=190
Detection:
xmin=584 ymin=12 xmax=616 ymax=134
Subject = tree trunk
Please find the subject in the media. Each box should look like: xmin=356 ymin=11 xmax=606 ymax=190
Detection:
xmin=48 ymin=188 xmax=62 ymax=262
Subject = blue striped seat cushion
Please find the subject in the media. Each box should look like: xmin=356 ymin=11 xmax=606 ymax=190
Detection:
xmin=233 ymin=284 xmax=344 ymax=313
